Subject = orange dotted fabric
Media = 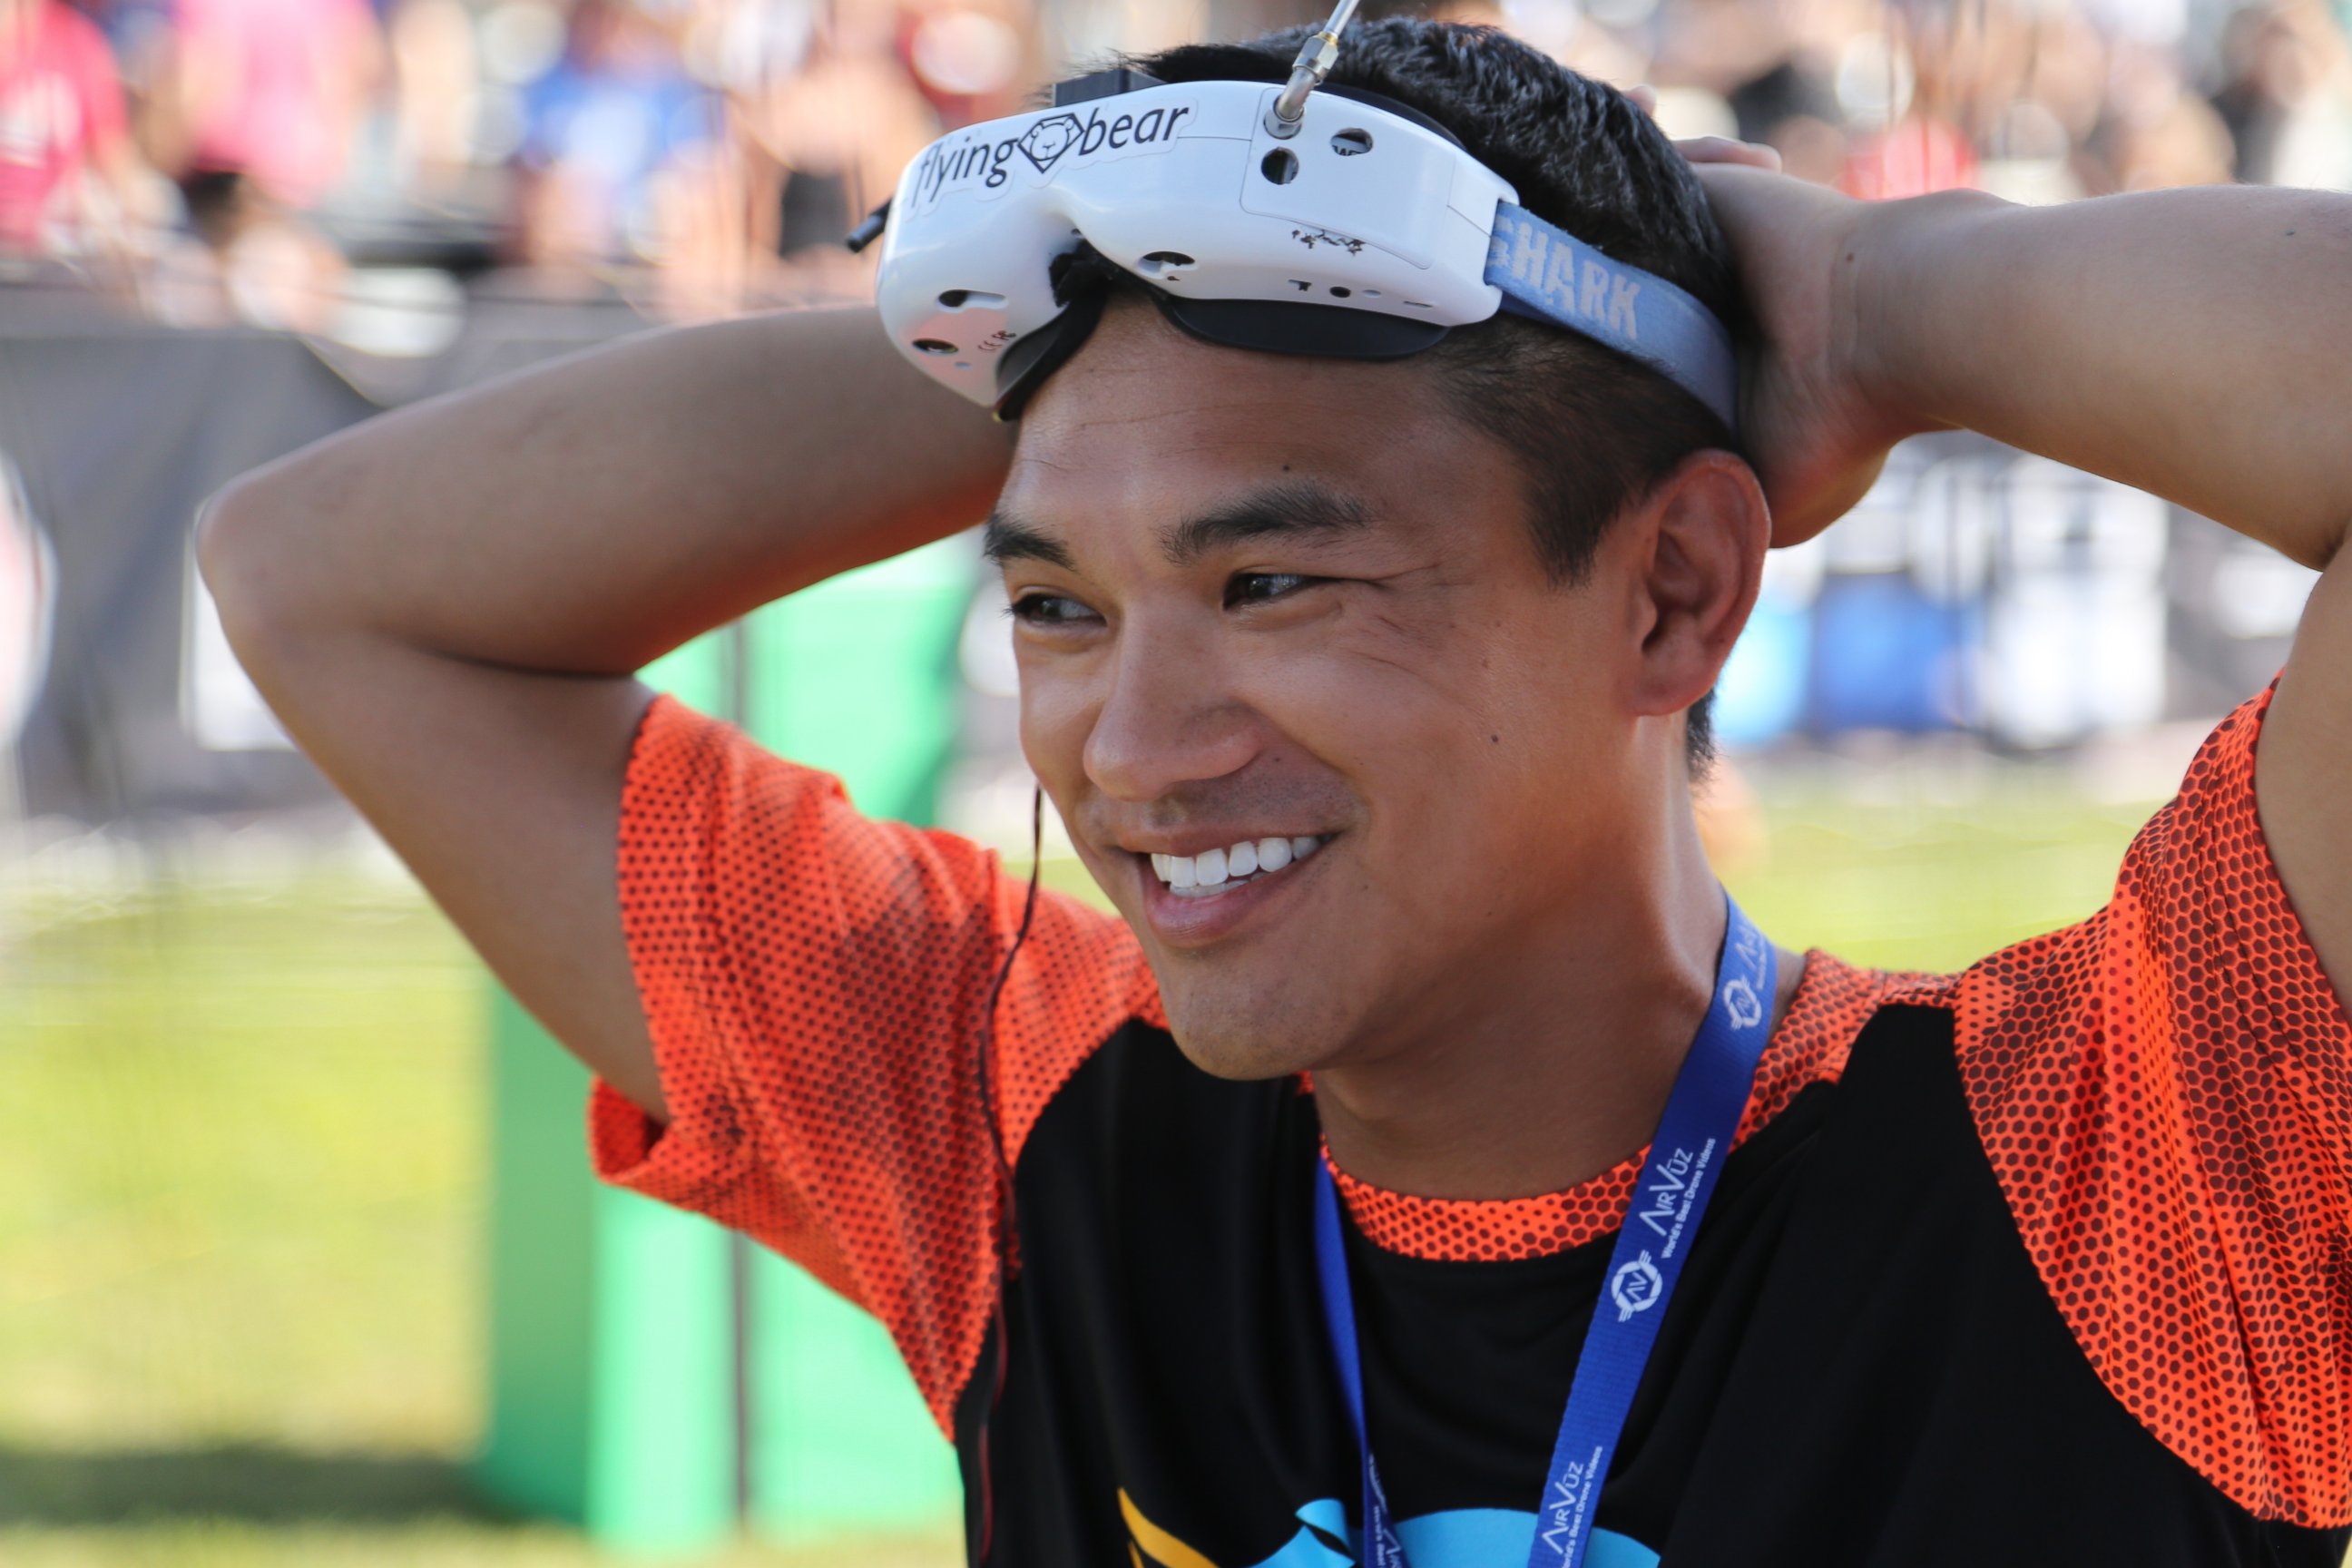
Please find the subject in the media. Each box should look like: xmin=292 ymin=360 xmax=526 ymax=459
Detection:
xmin=1892 ymin=684 xmax=2352 ymax=1528
xmin=1327 ymin=950 xmax=1907 ymax=1263
xmin=586 ymin=696 xmax=1161 ymax=1436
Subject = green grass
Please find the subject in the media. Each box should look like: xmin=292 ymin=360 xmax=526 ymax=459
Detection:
xmin=0 ymin=882 xmax=478 ymax=1451
xmin=0 ymin=1523 xmax=962 ymax=1568
xmin=0 ymin=773 xmax=2164 ymax=1563
xmin=1723 ymin=778 xmax=2152 ymax=974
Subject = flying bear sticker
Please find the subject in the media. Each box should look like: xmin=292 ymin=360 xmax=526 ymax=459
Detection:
xmin=907 ymin=99 xmax=1200 ymax=212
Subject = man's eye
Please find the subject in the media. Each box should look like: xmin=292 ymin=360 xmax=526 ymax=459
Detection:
xmin=1226 ymin=573 xmax=1317 ymax=608
xmin=1008 ymin=593 xmax=1098 ymax=625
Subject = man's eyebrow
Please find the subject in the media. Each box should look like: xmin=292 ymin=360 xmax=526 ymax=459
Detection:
xmin=981 ymin=512 xmax=1076 ymax=571
xmin=1159 ymin=482 xmax=1375 ymax=568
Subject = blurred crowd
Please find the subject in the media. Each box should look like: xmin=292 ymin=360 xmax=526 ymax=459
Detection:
xmin=0 ymin=0 xmax=2347 ymax=334
xmin=1615 ymin=0 xmax=2352 ymax=201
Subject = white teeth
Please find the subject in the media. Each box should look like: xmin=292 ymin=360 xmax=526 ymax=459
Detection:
xmin=1148 ymin=834 xmax=1327 ymax=891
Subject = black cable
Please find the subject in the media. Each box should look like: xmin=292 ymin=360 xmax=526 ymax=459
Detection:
xmin=972 ymin=783 xmax=1044 ymax=1563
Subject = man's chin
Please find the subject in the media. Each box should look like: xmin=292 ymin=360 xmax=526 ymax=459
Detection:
xmin=1168 ymin=1029 xmax=1323 ymax=1083
xmin=1158 ymin=987 xmax=1349 ymax=1083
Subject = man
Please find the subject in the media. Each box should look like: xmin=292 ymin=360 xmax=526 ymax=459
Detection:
xmin=200 ymin=18 xmax=2352 ymax=1567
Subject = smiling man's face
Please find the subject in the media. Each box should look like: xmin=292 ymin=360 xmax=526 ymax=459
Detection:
xmin=996 ymin=299 xmax=1656 ymax=1082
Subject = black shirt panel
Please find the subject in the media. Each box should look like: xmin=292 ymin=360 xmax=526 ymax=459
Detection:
xmin=954 ymin=1006 xmax=2347 ymax=1567
xmin=958 ymin=1016 xmax=1347 ymax=1562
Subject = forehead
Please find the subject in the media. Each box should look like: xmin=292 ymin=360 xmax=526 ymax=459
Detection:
xmin=998 ymin=298 xmax=1512 ymax=548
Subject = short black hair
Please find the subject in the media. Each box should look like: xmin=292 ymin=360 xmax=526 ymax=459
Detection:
xmin=1128 ymin=19 xmax=1739 ymax=771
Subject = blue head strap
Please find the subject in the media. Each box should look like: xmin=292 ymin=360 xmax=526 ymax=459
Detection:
xmin=1485 ymin=203 xmax=1740 ymax=434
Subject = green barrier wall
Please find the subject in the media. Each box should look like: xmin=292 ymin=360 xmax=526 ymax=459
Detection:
xmin=475 ymin=540 xmax=974 ymax=1546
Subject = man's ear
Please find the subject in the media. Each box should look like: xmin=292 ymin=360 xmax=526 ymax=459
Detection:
xmin=1618 ymin=450 xmax=1772 ymax=721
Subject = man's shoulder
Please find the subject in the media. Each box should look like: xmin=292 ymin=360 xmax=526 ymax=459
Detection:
xmin=1882 ymin=692 xmax=2352 ymax=1529
xmin=1738 ymin=950 xmax=1951 ymax=1142
xmin=1788 ymin=916 xmax=2352 ymax=1529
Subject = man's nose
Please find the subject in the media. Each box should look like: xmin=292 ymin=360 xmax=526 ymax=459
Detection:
xmin=1081 ymin=623 xmax=1259 ymax=804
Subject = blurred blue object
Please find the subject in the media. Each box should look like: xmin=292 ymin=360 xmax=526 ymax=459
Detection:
xmin=519 ymin=0 xmax=720 ymax=256
xmin=1714 ymin=598 xmax=1809 ymax=750
xmin=1809 ymin=574 xmax=1976 ymax=735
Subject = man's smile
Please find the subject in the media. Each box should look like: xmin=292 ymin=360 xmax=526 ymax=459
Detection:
xmin=1147 ymin=833 xmax=1330 ymax=897
xmin=1119 ymin=830 xmax=1344 ymax=949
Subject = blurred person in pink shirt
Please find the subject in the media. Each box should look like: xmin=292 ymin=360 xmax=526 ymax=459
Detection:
xmin=1836 ymin=5 xmax=1982 ymax=200
xmin=0 ymin=0 xmax=141 ymax=250
xmin=166 ymin=0 xmax=377 ymax=210
xmin=1840 ymin=115 xmax=1978 ymax=198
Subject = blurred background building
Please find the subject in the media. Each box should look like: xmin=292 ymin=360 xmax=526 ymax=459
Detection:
xmin=2 ymin=1 xmax=2347 ymax=1564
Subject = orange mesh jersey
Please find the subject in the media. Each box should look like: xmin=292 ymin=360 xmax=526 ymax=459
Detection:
xmin=589 ymin=685 xmax=2352 ymax=1534
xmin=589 ymin=693 xmax=1162 ymax=1436
xmin=1922 ymin=689 xmax=2352 ymax=1527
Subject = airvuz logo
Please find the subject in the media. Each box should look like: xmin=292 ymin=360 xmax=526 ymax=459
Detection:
xmin=1637 ymin=1131 xmax=1725 ymax=1259
xmin=1610 ymin=1250 xmax=1664 ymax=1322
xmin=1537 ymin=1451 xmax=1600 ymax=1560
xmin=1720 ymin=916 xmax=1770 ymax=1029
xmin=909 ymin=100 xmax=1196 ymax=209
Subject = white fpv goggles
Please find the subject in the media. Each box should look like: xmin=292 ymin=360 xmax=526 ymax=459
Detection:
xmin=866 ymin=68 xmax=1740 ymax=429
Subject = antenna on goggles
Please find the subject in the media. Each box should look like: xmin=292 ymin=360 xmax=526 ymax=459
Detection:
xmin=1263 ymin=0 xmax=1360 ymax=139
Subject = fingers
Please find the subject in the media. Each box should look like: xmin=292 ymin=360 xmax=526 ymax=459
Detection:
xmin=1676 ymin=135 xmax=1783 ymax=172
xmin=1623 ymin=84 xmax=1785 ymax=172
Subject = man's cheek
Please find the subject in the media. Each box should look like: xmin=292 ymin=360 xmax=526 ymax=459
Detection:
xmin=1247 ymin=657 xmax=1439 ymax=760
xmin=1015 ymin=683 xmax=1096 ymax=784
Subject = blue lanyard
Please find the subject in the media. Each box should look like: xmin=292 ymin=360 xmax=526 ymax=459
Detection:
xmin=1312 ymin=894 xmax=1777 ymax=1568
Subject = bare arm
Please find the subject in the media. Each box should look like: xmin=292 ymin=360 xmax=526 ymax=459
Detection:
xmin=1695 ymin=167 xmax=2352 ymax=995
xmin=199 ymin=308 xmax=1014 ymax=1117
xmin=1856 ymin=186 xmax=2351 ymax=571
xmin=1854 ymin=189 xmax=2352 ymax=997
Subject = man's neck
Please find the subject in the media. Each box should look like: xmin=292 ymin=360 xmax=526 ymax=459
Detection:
xmin=1311 ymin=818 xmax=1803 ymax=1203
